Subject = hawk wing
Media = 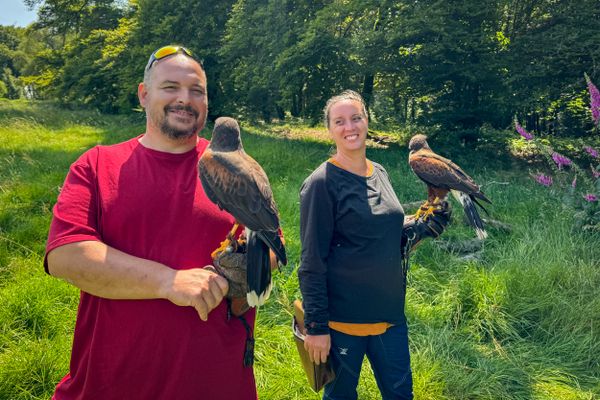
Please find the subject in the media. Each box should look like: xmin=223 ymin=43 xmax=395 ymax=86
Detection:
xmin=409 ymin=151 xmax=481 ymax=195
xmin=199 ymin=149 xmax=280 ymax=232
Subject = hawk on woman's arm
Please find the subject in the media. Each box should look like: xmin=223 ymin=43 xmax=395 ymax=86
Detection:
xmin=408 ymin=134 xmax=491 ymax=240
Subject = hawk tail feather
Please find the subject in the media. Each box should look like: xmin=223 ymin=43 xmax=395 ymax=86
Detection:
xmin=246 ymin=229 xmax=272 ymax=307
xmin=257 ymin=230 xmax=287 ymax=266
xmin=451 ymin=190 xmax=488 ymax=240
xmin=472 ymin=197 xmax=490 ymax=216
xmin=473 ymin=190 xmax=492 ymax=205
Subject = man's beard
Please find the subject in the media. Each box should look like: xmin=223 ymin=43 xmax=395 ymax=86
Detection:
xmin=159 ymin=104 xmax=201 ymax=140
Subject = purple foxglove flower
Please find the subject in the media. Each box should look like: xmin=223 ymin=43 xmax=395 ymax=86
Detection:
xmin=583 ymin=193 xmax=598 ymax=202
xmin=585 ymin=73 xmax=600 ymax=125
xmin=535 ymin=174 xmax=553 ymax=187
xmin=551 ymin=152 xmax=572 ymax=169
xmin=584 ymin=146 xmax=599 ymax=158
xmin=515 ymin=120 xmax=534 ymax=140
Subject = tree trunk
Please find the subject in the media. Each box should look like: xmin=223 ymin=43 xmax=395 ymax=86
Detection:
xmin=362 ymin=74 xmax=374 ymax=113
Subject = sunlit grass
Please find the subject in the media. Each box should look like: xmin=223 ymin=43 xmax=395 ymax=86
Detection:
xmin=0 ymin=100 xmax=598 ymax=399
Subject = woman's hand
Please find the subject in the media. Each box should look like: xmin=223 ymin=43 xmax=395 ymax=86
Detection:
xmin=304 ymin=333 xmax=331 ymax=365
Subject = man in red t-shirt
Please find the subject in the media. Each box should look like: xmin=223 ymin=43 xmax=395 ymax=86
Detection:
xmin=44 ymin=45 xmax=258 ymax=399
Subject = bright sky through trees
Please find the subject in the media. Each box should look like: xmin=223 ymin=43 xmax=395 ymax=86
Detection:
xmin=0 ymin=0 xmax=36 ymax=27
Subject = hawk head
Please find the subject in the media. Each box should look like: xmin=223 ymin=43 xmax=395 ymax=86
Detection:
xmin=209 ymin=117 xmax=242 ymax=152
xmin=408 ymin=134 xmax=431 ymax=153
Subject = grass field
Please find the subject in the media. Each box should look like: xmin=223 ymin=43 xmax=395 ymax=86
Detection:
xmin=0 ymin=99 xmax=599 ymax=399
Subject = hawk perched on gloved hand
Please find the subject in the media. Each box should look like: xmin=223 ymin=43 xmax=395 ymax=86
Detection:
xmin=408 ymin=134 xmax=491 ymax=239
xmin=210 ymin=231 xmax=281 ymax=316
xmin=199 ymin=117 xmax=287 ymax=307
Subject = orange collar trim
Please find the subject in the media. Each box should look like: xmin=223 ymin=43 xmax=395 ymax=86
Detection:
xmin=328 ymin=158 xmax=374 ymax=177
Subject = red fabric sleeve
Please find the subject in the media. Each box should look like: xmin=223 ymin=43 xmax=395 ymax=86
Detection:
xmin=44 ymin=149 xmax=101 ymax=273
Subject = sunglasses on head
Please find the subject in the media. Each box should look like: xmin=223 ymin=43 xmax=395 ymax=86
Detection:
xmin=144 ymin=45 xmax=202 ymax=72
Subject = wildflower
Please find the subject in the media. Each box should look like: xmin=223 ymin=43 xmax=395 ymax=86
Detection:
xmin=535 ymin=173 xmax=553 ymax=187
xmin=551 ymin=152 xmax=572 ymax=169
xmin=584 ymin=146 xmax=599 ymax=158
xmin=583 ymin=194 xmax=598 ymax=202
xmin=515 ymin=120 xmax=534 ymax=140
xmin=571 ymin=176 xmax=577 ymax=188
xmin=592 ymin=166 xmax=600 ymax=179
xmin=584 ymin=73 xmax=600 ymax=125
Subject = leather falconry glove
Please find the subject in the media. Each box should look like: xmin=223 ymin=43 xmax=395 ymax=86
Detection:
xmin=212 ymin=233 xmax=281 ymax=317
xmin=401 ymin=200 xmax=452 ymax=252
xmin=212 ymin=237 xmax=251 ymax=317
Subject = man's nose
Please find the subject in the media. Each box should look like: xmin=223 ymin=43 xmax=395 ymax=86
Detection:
xmin=176 ymin=90 xmax=191 ymax=104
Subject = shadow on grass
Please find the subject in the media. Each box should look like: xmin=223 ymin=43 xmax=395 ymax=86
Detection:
xmin=0 ymin=121 xmax=140 ymax=265
xmin=0 ymin=99 xmax=145 ymax=132
xmin=410 ymin=315 xmax=599 ymax=398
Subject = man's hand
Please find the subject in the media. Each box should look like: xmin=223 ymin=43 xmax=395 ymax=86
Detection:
xmin=161 ymin=267 xmax=229 ymax=321
xmin=304 ymin=334 xmax=331 ymax=365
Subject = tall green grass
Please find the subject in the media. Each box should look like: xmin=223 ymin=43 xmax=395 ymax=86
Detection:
xmin=0 ymin=99 xmax=598 ymax=399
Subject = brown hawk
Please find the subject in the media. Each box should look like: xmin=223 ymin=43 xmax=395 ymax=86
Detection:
xmin=408 ymin=134 xmax=491 ymax=239
xmin=199 ymin=117 xmax=287 ymax=307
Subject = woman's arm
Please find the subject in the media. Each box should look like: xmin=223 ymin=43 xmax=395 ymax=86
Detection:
xmin=298 ymin=172 xmax=335 ymax=335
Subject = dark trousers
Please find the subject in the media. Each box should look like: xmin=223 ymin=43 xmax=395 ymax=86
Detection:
xmin=323 ymin=322 xmax=413 ymax=400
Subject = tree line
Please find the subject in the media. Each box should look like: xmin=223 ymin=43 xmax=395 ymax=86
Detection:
xmin=1 ymin=0 xmax=599 ymax=136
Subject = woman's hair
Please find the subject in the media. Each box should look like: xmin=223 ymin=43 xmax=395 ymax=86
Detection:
xmin=323 ymin=90 xmax=368 ymax=128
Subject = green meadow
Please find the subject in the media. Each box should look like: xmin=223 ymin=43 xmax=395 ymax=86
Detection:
xmin=0 ymin=99 xmax=599 ymax=399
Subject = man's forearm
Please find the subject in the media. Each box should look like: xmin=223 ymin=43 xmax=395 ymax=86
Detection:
xmin=47 ymin=241 xmax=174 ymax=300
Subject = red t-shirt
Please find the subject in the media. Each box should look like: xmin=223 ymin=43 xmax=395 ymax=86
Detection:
xmin=45 ymin=136 xmax=257 ymax=400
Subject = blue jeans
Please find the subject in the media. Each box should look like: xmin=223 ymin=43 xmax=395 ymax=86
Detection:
xmin=323 ymin=322 xmax=413 ymax=400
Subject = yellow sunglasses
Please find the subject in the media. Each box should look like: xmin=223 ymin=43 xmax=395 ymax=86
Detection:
xmin=144 ymin=45 xmax=201 ymax=72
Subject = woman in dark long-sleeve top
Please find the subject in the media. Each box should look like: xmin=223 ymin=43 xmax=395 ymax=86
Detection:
xmin=298 ymin=90 xmax=451 ymax=400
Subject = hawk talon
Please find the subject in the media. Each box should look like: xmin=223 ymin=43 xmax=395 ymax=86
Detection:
xmin=415 ymin=196 xmax=446 ymax=222
xmin=417 ymin=206 xmax=435 ymax=221
xmin=414 ymin=201 xmax=430 ymax=220
xmin=211 ymin=236 xmax=233 ymax=259
xmin=431 ymin=196 xmax=442 ymax=206
xmin=211 ymin=223 xmax=240 ymax=259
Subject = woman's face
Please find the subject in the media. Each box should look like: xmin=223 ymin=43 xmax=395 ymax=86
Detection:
xmin=328 ymin=99 xmax=368 ymax=154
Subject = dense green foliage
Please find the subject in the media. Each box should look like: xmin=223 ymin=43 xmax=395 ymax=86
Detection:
xmin=1 ymin=0 xmax=599 ymax=135
xmin=1 ymin=100 xmax=599 ymax=399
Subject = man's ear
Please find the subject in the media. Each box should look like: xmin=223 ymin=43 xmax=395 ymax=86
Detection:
xmin=138 ymin=82 xmax=148 ymax=108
